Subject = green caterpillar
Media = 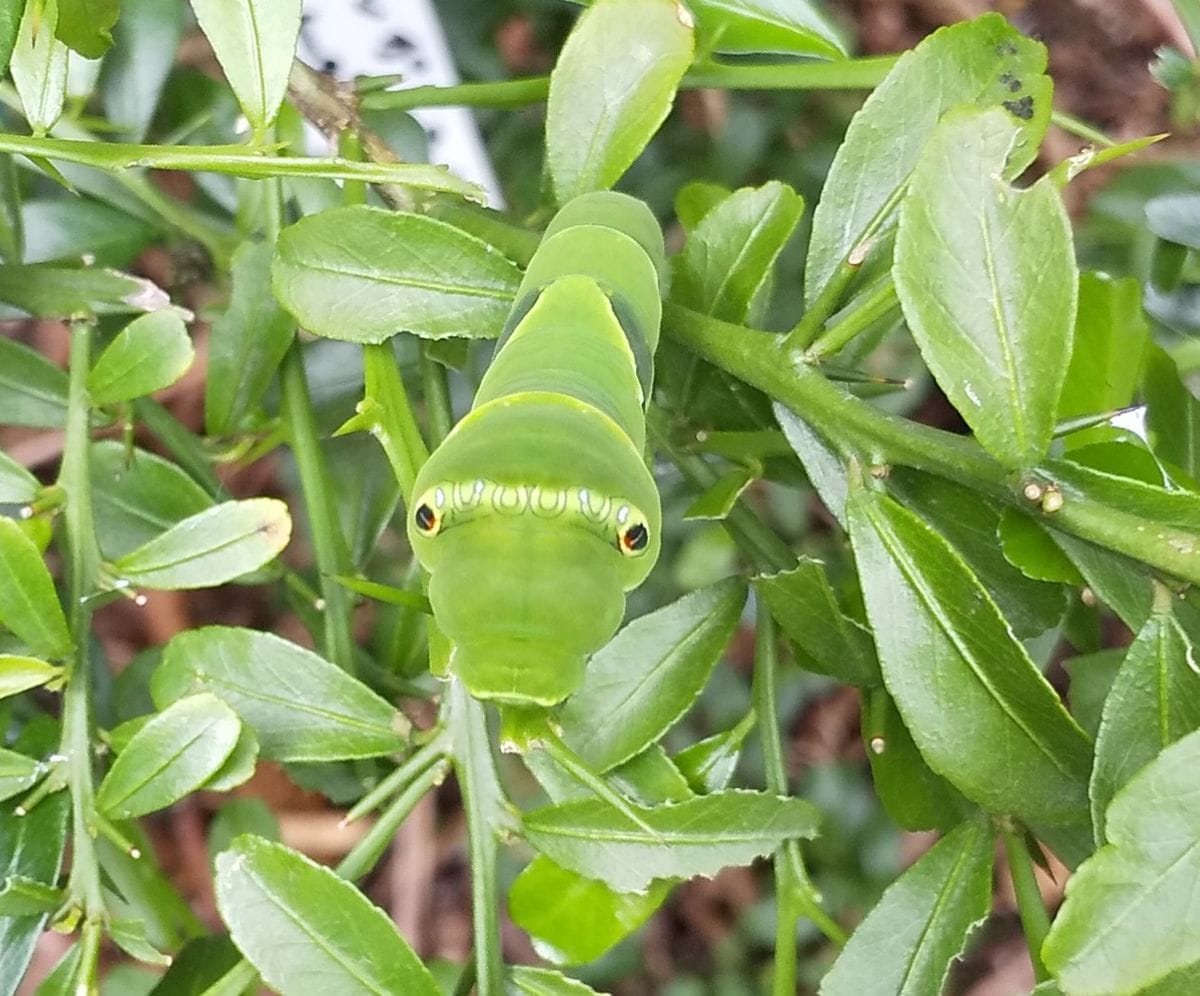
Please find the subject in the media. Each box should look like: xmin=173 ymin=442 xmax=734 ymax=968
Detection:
xmin=407 ymin=192 xmax=665 ymax=706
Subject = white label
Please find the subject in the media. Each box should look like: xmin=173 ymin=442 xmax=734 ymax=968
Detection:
xmin=298 ymin=0 xmax=504 ymax=205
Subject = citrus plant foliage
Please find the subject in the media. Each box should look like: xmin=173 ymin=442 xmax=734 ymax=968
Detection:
xmin=0 ymin=0 xmax=1196 ymax=994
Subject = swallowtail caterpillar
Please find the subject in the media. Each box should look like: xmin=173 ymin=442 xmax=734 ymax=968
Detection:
xmin=407 ymin=191 xmax=665 ymax=706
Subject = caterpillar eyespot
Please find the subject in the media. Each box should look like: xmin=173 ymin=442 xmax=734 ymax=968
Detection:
xmin=407 ymin=191 xmax=664 ymax=706
xmin=414 ymin=503 xmax=439 ymax=536
xmin=621 ymin=522 xmax=650 ymax=555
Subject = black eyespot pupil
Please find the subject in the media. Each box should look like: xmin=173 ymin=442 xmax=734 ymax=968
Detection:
xmin=624 ymin=523 xmax=648 ymax=551
xmin=415 ymin=504 xmax=436 ymax=531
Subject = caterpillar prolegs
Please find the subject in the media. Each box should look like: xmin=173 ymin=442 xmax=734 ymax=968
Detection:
xmin=407 ymin=192 xmax=665 ymax=706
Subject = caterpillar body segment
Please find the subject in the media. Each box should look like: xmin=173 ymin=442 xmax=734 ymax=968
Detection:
xmin=407 ymin=192 xmax=665 ymax=706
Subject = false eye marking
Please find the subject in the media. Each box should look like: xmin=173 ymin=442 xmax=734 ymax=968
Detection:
xmin=620 ymin=521 xmax=650 ymax=556
xmin=412 ymin=479 xmax=649 ymax=554
xmin=414 ymin=503 xmax=439 ymax=536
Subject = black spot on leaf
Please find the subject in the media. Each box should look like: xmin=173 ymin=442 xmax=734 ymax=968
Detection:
xmin=999 ymin=72 xmax=1021 ymax=93
xmin=1003 ymin=96 xmax=1035 ymax=121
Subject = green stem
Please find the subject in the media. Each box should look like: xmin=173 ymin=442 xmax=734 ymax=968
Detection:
xmin=361 ymin=75 xmax=551 ymax=111
xmin=665 ymin=303 xmax=1200 ymax=583
xmin=132 ymin=398 xmax=224 ymax=497
xmin=649 ymin=415 xmax=794 ymax=574
xmin=1002 ymin=825 xmax=1052 ymax=982
xmin=341 ymin=731 xmax=450 ymax=826
xmin=806 ymin=277 xmax=899 ymax=360
xmin=0 ymin=84 xmax=236 ymax=265
xmin=362 ymin=343 xmax=430 ymax=507
xmin=1050 ymin=108 xmax=1115 ymax=147
xmin=783 ymin=183 xmax=905 ymax=351
xmin=279 ymin=346 xmax=357 ymax=674
xmin=358 ymin=55 xmax=899 ymax=112
xmin=532 ymin=722 xmax=660 ymax=839
xmin=684 ymin=55 xmax=900 ymax=91
xmin=665 ymin=302 xmax=1004 ymax=489
xmin=56 ymin=321 xmax=106 ymax=965
xmin=336 ymin=759 xmax=450 ymax=881
xmin=752 ymin=612 xmax=845 ymax=955
xmin=447 ymin=681 xmax=510 ymax=996
xmin=420 ymin=347 xmax=454 ymax=446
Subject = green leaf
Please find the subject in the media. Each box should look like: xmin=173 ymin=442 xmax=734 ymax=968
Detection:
xmin=144 ymin=935 xmax=243 ymax=996
xmin=1040 ymin=458 xmax=1200 ymax=587
xmin=0 ymin=792 xmax=68 ymax=996
xmin=673 ymin=713 xmax=754 ymax=794
xmin=805 ymin=13 xmax=1049 ymax=305
xmin=21 ymin=198 xmax=155 ymax=268
xmin=188 ymin=0 xmax=300 ymax=134
xmin=214 ymin=835 xmax=439 ymax=995
xmin=889 ymin=468 xmax=1065 ymax=638
xmin=847 ymin=489 xmax=1093 ymax=863
xmin=10 ymin=0 xmax=67 ymax=135
xmin=55 ymin=0 xmax=118 ymax=58
xmin=675 ymin=180 xmax=729 ymax=230
xmin=773 ymin=402 xmax=849 ymax=526
xmin=100 ymin=0 xmax=185 ymax=140
xmin=521 ymin=789 xmax=819 ymax=894
xmin=0 ymin=449 xmax=38 ymax=504
xmin=681 ymin=463 xmax=757 ymax=520
xmin=91 ymin=441 xmax=214 ymax=561
xmin=0 ymin=263 xmax=172 ymax=318
xmin=207 ymin=797 xmax=279 ymax=872
xmin=1090 ymin=599 xmax=1200 ymax=843
xmin=1058 ymin=273 xmax=1149 ymax=451
xmin=1065 ymin=648 xmax=1125 ymax=740
xmin=96 ymin=693 xmax=241 ymax=819
xmin=152 ymin=626 xmax=407 ymax=761
xmin=0 ymin=747 xmax=43 ymax=803
xmin=0 ymin=335 xmax=68 ymax=427
xmin=205 ymin=241 xmax=294 ymax=435
xmin=0 ymin=154 xmax=23 ymax=262
xmin=510 ymin=966 xmax=603 ymax=995
xmin=558 ymin=578 xmax=747 ymax=772
xmin=0 ymin=132 xmax=482 ymax=199
xmin=272 ymin=206 xmax=521 ymax=344
xmin=0 ymin=517 xmax=71 ymax=659
xmin=0 ymin=1 xmax=21 ymax=77
xmin=684 ymin=0 xmax=844 ymax=59
xmin=1145 ymin=192 xmax=1200 ymax=249
xmin=1043 ymin=728 xmax=1200 ymax=994
xmin=672 ymin=180 xmax=804 ymax=324
xmin=863 ymin=691 xmax=973 ymax=832
xmin=608 ymin=743 xmax=694 ymax=805
xmin=202 ymin=723 xmax=259 ymax=792
xmin=545 ymin=0 xmax=694 ymax=202
xmin=1144 ymin=346 xmax=1200 ymax=482
xmin=509 ymin=856 xmax=669 ymax=965
xmin=895 ymin=107 xmax=1076 ymax=468
xmin=820 ymin=819 xmax=993 ymax=996
xmin=756 ymin=561 xmax=879 ymax=686
xmin=108 ymin=715 xmax=151 ymax=755
xmin=111 ymin=498 xmax=291 ymax=590
xmin=0 ymin=654 xmax=61 ymax=699
xmin=327 ymin=434 xmax=400 ymax=570
xmin=998 ymin=508 xmax=1084 ymax=585
xmin=0 ymin=874 xmax=62 ymax=916
xmin=110 ymin=918 xmax=172 ymax=967
xmin=87 ymin=310 xmax=193 ymax=405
